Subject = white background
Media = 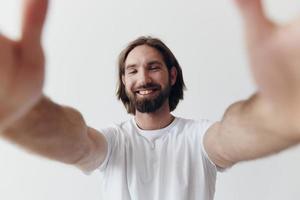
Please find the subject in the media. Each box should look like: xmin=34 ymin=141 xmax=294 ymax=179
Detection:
xmin=0 ymin=0 xmax=300 ymax=199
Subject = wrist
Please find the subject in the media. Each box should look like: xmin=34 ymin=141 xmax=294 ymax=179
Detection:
xmin=0 ymin=94 xmax=44 ymax=132
xmin=246 ymin=93 xmax=300 ymax=142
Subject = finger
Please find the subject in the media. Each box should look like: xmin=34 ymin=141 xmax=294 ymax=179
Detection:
xmin=234 ymin=0 xmax=274 ymax=39
xmin=0 ymin=35 xmax=15 ymax=94
xmin=21 ymin=0 xmax=49 ymax=46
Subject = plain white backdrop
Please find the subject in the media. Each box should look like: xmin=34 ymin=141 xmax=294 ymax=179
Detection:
xmin=0 ymin=0 xmax=300 ymax=199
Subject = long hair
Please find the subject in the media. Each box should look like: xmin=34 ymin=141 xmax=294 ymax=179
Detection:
xmin=117 ymin=36 xmax=186 ymax=115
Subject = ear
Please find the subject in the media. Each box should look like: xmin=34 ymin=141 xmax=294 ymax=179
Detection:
xmin=170 ymin=67 xmax=177 ymax=86
xmin=122 ymin=75 xmax=125 ymax=85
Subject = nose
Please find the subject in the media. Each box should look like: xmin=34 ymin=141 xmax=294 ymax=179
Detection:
xmin=138 ymin=69 xmax=152 ymax=85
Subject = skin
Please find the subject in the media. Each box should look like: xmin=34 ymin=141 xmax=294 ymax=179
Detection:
xmin=122 ymin=45 xmax=177 ymax=130
xmin=0 ymin=0 xmax=46 ymax=130
xmin=0 ymin=0 xmax=300 ymax=173
xmin=205 ymin=0 xmax=300 ymax=167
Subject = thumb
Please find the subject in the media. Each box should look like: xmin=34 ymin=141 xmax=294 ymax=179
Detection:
xmin=21 ymin=0 xmax=48 ymax=47
xmin=235 ymin=0 xmax=274 ymax=39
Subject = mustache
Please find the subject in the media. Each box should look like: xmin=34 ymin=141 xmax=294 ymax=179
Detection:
xmin=134 ymin=83 xmax=161 ymax=91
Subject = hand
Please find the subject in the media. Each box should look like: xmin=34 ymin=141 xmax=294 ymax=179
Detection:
xmin=235 ymin=0 xmax=300 ymax=125
xmin=0 ymin=0 xmax=48 ymax=130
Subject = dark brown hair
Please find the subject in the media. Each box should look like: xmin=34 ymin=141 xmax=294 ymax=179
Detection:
xmin=117 ymin=36 xmax=186 ymax=114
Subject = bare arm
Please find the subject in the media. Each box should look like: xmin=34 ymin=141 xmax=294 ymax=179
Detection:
xmin=204 ymin=0 xmax=300 ymax=168
xmin=205 ymin=94 xmax=300 ymax=168
xmin=0 ymin=0 xmax=107 ymax=172
xmin=1 ymin=97 xmax=108 ymax=172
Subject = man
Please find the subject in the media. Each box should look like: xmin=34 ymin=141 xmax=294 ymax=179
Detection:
xmin=0 ymin=0 xmax=300 ymax=199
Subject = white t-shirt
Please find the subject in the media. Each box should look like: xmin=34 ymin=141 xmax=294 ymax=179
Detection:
xmin=98 ymin=117 xmax=217 ymax=200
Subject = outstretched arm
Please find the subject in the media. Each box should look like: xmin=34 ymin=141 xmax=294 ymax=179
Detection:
xmin=0 ymin=0 xmax=107 ymax=172
xmin=2 ymin=97 xmax=108 ymax=172
xmin=0 ymin=0 xmax=48 ymax=129
xmin=204 ymin=0 xmax=300 ymax=168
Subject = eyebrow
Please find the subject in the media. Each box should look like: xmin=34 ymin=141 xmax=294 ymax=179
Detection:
xmin=148 ymin=60 xmax=163 ymax=66
xmin=125 ymin=60 xmax=163 ymax=70
xmin=125 ymin=64 xmax=137 ymax=70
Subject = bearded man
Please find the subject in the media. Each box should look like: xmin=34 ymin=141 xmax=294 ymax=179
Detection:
xmin=1 ymin=0 xmax=300 ymax=200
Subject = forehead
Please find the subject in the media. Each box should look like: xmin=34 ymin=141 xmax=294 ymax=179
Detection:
xmin=125 ymin=45 xmax=164 ymax=67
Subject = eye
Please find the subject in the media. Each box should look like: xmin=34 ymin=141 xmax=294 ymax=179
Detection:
xmin=127 ymin=69 xmax=137 ymax=75
xmin=149 ymin=65 xmax=160 ymax=71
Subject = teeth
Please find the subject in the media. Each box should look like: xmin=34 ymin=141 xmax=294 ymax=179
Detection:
xmin=139 ymin=90 xmax=153 ymax=95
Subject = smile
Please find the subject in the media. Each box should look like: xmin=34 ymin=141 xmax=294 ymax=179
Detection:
xmin=136 ymin=89 xmax=157 ymax=96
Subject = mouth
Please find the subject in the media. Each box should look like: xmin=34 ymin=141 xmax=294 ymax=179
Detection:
xmin=135 ymin=88 xmax=159 ymax=96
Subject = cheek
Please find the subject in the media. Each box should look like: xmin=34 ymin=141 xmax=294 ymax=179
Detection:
xmin=124 ymin=78 xmax=134 ymax=92
xmin=158 ymin=73 xmax=170 ymax=86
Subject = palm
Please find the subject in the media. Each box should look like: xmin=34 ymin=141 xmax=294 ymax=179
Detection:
xmin=0 ymin=0 xmax=48 ymax=127
xmin=236 ymin=0 xmax=300 ymax=114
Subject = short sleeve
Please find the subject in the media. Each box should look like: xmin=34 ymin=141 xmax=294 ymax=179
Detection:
xmin=79 ymin=126 xmax=118 ymax=175
xmin=97 ymin=126 xmax=118 ymax=172
xmin=200 ymin=120 xmax=226 ymax=173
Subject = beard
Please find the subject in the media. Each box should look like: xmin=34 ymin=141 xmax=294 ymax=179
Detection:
xmin=126 ymin=82 xmax=171 ymax=113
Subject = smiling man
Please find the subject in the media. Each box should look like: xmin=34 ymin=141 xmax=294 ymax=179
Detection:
xmin=121 ymin=44 xmax=177 ymax=115
xmin=1 ymin=0 xmax=300 ymax=200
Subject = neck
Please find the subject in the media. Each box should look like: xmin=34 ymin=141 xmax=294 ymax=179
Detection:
xmin=134 ymin=101 xmax=175 ymax=130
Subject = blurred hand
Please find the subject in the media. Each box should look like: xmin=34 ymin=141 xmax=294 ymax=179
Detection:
xmin=235 ymin=0 xmax=300 ymax=122
xmin=0 ymin=0 xmax=48 ymax=130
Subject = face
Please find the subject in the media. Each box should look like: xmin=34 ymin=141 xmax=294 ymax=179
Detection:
xmin=122 ymin=45 xmax=177 ymax=113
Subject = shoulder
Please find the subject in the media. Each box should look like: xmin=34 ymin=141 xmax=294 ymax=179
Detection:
xmin=172 ymin=117 xmax=217 ymax=142
xmin=98 ymin=119 xmax=134 ymax=136
xmin=176 ymin=117 xmax=215 ymax=132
